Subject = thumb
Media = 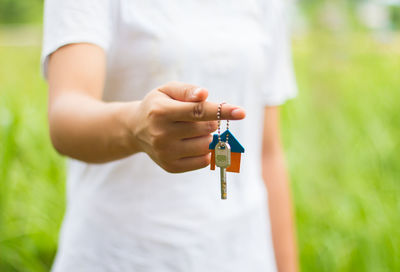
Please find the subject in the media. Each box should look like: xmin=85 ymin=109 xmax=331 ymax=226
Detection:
xmin=157 ymin=81 xmax=208 ymax=102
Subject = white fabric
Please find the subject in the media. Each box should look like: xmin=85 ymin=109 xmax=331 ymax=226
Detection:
xmin=42 ymin=0 xmax=297 ymax=271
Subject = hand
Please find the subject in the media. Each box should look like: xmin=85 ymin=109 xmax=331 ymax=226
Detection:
xmin=132 ymin=81 xmax=246 ymax=173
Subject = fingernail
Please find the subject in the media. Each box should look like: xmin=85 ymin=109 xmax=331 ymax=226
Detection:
xmin=192 ymin=87 xmax=202 ymax=98
xmin=231 ymin=108 xmax=244 ymax=119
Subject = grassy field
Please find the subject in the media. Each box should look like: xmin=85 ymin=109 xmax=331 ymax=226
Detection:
xmin=0 ymin=46 xmax=65 ymax=271
xmin=286 ymin=32 xmax=400 ymax=271
xmin=0 ymin=32 xmax=399 ymax=271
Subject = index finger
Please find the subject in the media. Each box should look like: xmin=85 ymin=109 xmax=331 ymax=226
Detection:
xmin=167 ymin=100 xmax=246 ymax=122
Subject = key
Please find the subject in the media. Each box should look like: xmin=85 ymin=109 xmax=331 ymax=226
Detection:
xmin=215 ymin=142 xmax=231 ymax=199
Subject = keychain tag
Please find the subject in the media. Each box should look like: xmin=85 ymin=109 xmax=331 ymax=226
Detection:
xmin=209 ymin=130 xmax=244 ymax=173
xmin=209 ymin=102 xmax=245 ymax=173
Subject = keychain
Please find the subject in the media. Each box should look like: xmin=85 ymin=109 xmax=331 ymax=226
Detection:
xmin=209 ymin=102 xmax=245 ymax=199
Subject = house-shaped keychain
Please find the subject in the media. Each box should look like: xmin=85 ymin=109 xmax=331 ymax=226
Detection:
xmin=209 ymin=130 xmax=245 ymax=173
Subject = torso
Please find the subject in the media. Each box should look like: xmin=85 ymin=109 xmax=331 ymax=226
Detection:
xmin=53 ymin=1 xmax=282 ymax=271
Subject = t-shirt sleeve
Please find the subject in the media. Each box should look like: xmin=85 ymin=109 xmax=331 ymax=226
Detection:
xmin=41 ymin=0 xmax=114 ymax=79
xmin=261 ymin=4 xmax=297 ymax=106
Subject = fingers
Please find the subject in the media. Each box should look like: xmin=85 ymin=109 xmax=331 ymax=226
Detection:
xmin=155 ymin=81 xmax=246 ymax=122
xmin=177 ymin=154 xmax=211 ymax=172
xmin=167 ymin=100 xmax=246 ymax=122
xmin=158 ymin=135 xmax=212 ymax=173
xmin=178 ymin=135 xmax=213 ymax=158
xmin=172 ymin=121 xmax=218 ymax=139
xmin=166 ymin=154 xmax=211 ymax=173
xmin=157 ymin=81 xmax=208 ymax=102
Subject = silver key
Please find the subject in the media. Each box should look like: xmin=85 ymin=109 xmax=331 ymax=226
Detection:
xmin=215 ymin=142 xmax=231 ymax=199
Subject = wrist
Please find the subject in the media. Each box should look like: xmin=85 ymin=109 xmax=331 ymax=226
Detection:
xmin=116 ymin=100 xmax=143 ymax=155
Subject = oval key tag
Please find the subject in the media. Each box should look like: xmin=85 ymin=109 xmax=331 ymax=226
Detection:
xmin=215 ymin=142 xmax=231 ymax=168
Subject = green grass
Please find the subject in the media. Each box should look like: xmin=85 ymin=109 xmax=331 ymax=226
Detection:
xmin=0 ymin=31 xmax=399 ymax=271
xmin=283 ymin=32 xmax=400 ymax=271
xmin=0 ymin=46 xmax=65 ymax=271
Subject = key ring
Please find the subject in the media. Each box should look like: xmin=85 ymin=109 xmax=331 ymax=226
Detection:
xmin=217 ymin=102 xmax=229 ymax=145
xmin=210 ymin=101 xmax=245 ymax=199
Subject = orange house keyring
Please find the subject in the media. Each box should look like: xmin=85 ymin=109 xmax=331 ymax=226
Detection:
xmin=209 ymin=102 xmax=245 ymax=199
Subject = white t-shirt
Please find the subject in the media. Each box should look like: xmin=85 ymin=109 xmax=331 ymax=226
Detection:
xmin=42 ymin=0 xmax=297 ymax=271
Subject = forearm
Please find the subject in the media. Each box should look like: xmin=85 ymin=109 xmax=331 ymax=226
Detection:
xmin=49 ymin=91 xmax=141 ymax=163
xmin=47 ymin=44 xmax=245 ymax=170
xmin=262 ymin=151 xmax=298 ymax=272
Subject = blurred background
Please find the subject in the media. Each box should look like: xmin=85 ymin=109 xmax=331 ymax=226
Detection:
xmin=0 ymin=0 xmax=399 ymax=271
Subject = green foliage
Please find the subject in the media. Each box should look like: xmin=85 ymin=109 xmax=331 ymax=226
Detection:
xmin=283 ymin=32 xmax=400 ymax=271
xmin=0 ymin=46 xmax=65 ymax=271
xmin=0 ymin=31 xmax=399 ymax=271
xmin=390 ymin=6 xmax=400 ymax=30
xmin=0 ymin=0 xmax=43 ymax=24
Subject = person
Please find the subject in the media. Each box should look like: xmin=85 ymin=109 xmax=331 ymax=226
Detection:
xmin=42 ymin=0 xmax=298 ymax=271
